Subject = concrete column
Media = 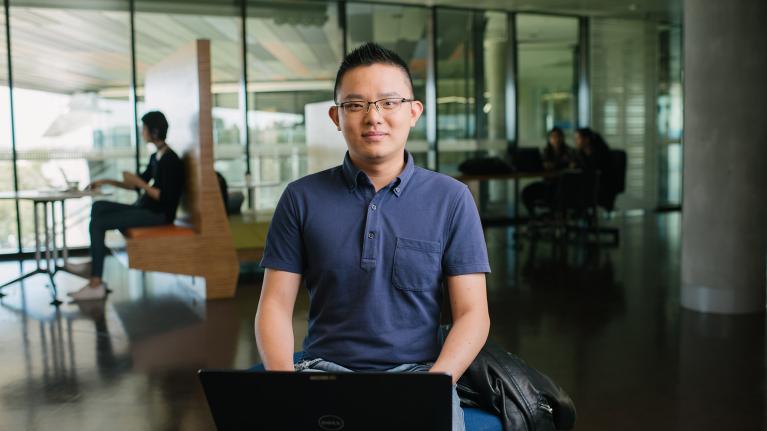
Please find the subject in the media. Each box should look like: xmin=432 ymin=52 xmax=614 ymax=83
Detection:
xmin=681 ymin=0 xmax=767 ymax=313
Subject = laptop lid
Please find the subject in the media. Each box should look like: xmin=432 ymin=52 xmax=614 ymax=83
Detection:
xmin=198 ymin=370 xmax=452 ymax=431
xmin=511 ymin=147 xmax=544 ymax=172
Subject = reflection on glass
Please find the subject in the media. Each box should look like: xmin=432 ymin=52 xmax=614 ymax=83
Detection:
xmin=246 ymin=1 xmax=341 ymax=211
xmin=436 ymin=8 xmax=475 ymax=174
xmin=436 ymin=10 xmax=508 ymax=175
xmin=0 ymin=9 xmax=18 ymax=253
xmin=346 ymin=3 xmax=429 ymax=166
xmin=9 ymin=2 xmax=133 ymax=249
xmin=135 ymin=1 xmax=243 ymax=192
xmin=657 ymin=26 xmax=682 ymax=207
xmin=516 ymin=14 xmax=578 ymax=148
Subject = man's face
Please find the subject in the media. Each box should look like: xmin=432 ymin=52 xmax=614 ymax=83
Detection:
xmin=141 ymin=125 xmax=152 ymax=143
xmin=329 ymin=63 xmax=423 ymax=165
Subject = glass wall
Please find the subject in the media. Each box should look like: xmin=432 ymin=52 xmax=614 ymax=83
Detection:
xmin=135 ymin=0 xmax=244 ymax=196
xmin=0 ymin=1 xmax=683 ymax=256
xmin=657 ymin=25 xmax=683 ymax=209
xmin=590 ymin=18 xmax=659 ymax=211
xmin=246 ymin=1 xmax=341 ymax=211
xmin=0 ymin=9 xmax=18 ymax=253
xmin=9 ymin=1 xmax=133 ymax=249
xmin=346 ymin=3 xmax=429 ymax=166
xmin=516 ymin=14 xmax=578 ymax=148
xmin=436 ymin=9 xmax=508 ymax=175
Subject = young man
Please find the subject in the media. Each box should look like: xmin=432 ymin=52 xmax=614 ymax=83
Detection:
xmin=255 ymin=43 xmax=490 ymax=430
xmin=68 ymin=111 xmax=185 ymax=301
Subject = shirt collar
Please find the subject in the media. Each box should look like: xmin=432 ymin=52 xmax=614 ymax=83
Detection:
xmin=155 ymin=146 xmax=167 ymax=160
xmin=341 ymin=150 xmax=415 ymax=197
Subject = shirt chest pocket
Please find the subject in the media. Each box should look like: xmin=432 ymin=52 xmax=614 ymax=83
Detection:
xmin=392 ymin=237 xmax=442 ymax=291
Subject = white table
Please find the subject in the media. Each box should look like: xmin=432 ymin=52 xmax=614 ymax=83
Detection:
xmin=0 ymin=189 xmax=109 ymax=305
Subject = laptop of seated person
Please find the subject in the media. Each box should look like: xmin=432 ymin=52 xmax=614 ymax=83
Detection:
xmin=510 ymin=147 xmax=544 ymax=172
xmin=198 ymin=370 xmax=452 ymax=431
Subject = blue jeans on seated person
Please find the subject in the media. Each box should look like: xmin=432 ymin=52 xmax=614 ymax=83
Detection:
xmin=295 ymin=357 xmax=465 ymax=431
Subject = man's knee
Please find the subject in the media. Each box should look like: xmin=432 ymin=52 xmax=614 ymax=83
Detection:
xmin=91 ymin=200 xmax=109 ymax=217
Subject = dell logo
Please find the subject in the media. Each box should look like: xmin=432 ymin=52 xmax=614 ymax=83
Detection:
xmin=318 ymin=415 xmax=345 ymax=430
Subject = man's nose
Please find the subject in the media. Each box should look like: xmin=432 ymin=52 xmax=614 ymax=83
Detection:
xmin=364 ymin=103 xmax=383 ymax=122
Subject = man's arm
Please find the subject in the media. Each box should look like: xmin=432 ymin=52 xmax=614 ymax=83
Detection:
xmin=430 ymin=273 xmax=490 ymax=383
xmin=255 ymin=268 xmax=302 ymax=371
xmin=122 ymin=171 xmax=161 ymax=200
xmin=87 ymin=178 xmax=132 ymax=190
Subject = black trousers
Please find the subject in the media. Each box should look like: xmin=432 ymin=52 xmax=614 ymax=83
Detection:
xmin=89 ymin=201 xmax=166 ymax=277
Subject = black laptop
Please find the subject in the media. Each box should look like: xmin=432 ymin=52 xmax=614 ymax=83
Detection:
xmin=510 ymin=147 xmax=544 ymax=172
xmin=198 ymin=370 xmax=453 ymax=431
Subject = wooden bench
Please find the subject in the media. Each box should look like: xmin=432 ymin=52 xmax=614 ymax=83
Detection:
xmin=123 ymin=39 xmax=238 ymax=299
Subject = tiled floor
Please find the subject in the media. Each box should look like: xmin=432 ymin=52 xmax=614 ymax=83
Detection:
xmin=0 ymin=213 xmax=764 ymax=430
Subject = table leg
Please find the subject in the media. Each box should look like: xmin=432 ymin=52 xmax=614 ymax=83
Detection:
xmin=34 ymin=201 xmax=42 ymax=271
xmin=51 ymin=201 xmax=59 ymax=265
xmin=43 ymin=202 xmax=52 ymax=271
xmin=61 ymin=200 xmax=68 ymax=266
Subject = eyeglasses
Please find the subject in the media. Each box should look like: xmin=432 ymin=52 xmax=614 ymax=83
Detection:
xmin=336 ymin=98 xmax=413 ymax=115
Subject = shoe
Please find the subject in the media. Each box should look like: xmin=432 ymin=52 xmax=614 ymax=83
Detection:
xmin=68 ymin=281 xmax=108 ymax=297
xmin=68 ymin=284 xmax=107 ymax=301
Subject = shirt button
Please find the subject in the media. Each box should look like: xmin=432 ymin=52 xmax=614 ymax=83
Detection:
xmin=394 ymin=187 xmax=401 ymax=194
xmin=368 ymin=231 xmax=375 ymax=239
xmin=370 ymin=204 xmax=377 ymax=211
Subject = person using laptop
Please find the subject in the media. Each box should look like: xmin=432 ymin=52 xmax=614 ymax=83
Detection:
xmin=255 ymin=43 xmax=491 ymax=431
xmin=68 ymin=111 xmax=185 ymax=301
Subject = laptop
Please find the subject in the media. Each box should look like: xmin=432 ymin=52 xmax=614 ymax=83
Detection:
xmin=198 ymin=370 xmax=452 ymax=431
xmin=510 ymin=147 xmax=544 ymax=172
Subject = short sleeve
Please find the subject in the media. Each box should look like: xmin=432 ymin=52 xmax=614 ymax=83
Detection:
xmin=442 ymin=186 xmax=491 ymax=276
xmin=260 ymin=186 xmax=305 ymax=274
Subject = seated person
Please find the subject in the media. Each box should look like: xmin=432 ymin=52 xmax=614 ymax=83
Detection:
xmin=521 ymin=127 xmax=575 ymax=217
xmin=68 ymin=111 xmax=185 ymax=301
xmin=558 ymin=127 xmax=612 ymax=211
xmin=255 ymin=43 xmax=491 ymax=431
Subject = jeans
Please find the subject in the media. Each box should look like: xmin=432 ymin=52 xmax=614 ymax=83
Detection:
xmin=295 ymin=358 xmax=466 ymax=431
xmin=89 ymin=201 xmax=166 ymax=277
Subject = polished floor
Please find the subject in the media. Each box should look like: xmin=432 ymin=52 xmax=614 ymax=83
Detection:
xmin=0 ymin=213 xmax=764 ymax=430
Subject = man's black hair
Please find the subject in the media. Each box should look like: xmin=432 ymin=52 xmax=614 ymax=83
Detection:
xmin=141 ymin=111 xmax=169 ymax=140
xmin=334 ymin=42 xmax=414 ymax=103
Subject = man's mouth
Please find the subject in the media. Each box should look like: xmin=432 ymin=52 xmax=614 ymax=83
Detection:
xmin=362 ymin=131 xmax=388 ymax=141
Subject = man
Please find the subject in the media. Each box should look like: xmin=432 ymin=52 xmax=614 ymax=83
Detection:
xmin=68 ymin=111 xmax=185 ymax=301
xmin=255 ymin=43 xmax=490 ymax=431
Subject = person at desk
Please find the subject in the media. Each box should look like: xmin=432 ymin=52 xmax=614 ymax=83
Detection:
xmin=255 ymin=43 xmax=490 ymax=431
xmin=521 ymin=127 xmax=575 ymax=217
xmin=558 ymin=127 xmax=613 ymax=211
xmin=68 ymin=111 xmax=184 ymax=301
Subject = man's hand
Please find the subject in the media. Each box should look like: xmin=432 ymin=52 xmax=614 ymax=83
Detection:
xmin=85 ymin=179 xmax=105 ymax=190
xmin=430 ymin=273 xmax=490 ymax=383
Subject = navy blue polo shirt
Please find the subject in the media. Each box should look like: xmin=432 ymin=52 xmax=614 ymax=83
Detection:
xmin=260 ymin=151 xmax=490 ymax=370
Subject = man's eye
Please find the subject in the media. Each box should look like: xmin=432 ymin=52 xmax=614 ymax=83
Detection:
xmin=346 ymin=102 xmax=365 ymax=110
xmin=382 ymin=100 xmax=398 ymax=108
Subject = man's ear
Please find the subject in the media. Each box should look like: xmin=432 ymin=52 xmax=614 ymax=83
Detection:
xmin=409 ymin=100 xmax=424 ymax=127
xmin=329 ymin=105 xmax=341 ymax=131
